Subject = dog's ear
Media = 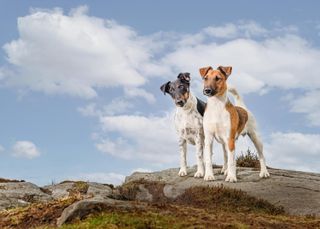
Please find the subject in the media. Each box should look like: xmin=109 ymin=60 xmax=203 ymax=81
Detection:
xmin=199 ymin=66 xmax=213 ymax=78
xmin=177 ymin=72 xmax=191 ymax=83
xmin=217 ymin=66 xmax=232 ymax=79
xmin=160 ymin=81 xmax=171 ymax=95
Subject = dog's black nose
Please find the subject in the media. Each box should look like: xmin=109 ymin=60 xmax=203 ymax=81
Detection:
xmin=176 ymin=100 xmax=184 ymax=106
xmin=203 ymin=88 xmax=213 ymax=96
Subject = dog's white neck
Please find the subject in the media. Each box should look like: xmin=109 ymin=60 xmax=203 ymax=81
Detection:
xmin=207 ymin=90 xmax=228 ymax=107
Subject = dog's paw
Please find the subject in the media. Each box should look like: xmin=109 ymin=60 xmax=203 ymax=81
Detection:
xmin=178 ymin=168 xmax=187 ymax=177
xmin=194 ymin=170 xmax=204 ymax=178
xmin=220 ymin=166 xmax=228 ymax=175
xmin=225 ymin=174 xmax=237 ymax=183
xmin=259 ymin=170 xmax=270 ymax=178
xmin=204 ymin=174 xmax=216 ymax=181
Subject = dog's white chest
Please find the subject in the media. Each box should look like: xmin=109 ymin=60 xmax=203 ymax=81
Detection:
xmin=175 ymin=104 xmax=203 ymax=145
xmin=203 ymin=97 xmax=230 ymax=142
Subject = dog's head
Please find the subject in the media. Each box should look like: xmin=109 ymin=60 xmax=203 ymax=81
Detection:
xmin=160 ymin=73 xmax=191 ymax=107
xmin=199 ymin=66 xmax=232 ymax=97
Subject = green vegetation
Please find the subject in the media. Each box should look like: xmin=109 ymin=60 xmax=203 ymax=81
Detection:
xmin=39 ymin=205 xmax=320 ymax=229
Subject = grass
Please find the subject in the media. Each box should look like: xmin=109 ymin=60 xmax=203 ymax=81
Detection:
xmin=236 ymin=148 xmax=260 ymax=168
xmin=174 ymin=185 xmax=285 ymax=215
xmin=37 ymin=204 xmax=320 ymax=229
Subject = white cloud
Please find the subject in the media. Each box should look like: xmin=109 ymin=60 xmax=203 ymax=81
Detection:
xmin=265 ymin=132 xmax=320 ymax=172
xmin=124 ymin=87 xmax=156 ymax=104
xmin=78 ymin=98 xmax=133 ymax=117
xmin=71 ymin=172 xmax=125 ymax=185
xmin=161 ymin=34 xmax=320 ymax=95
xmin=290 ymin=90 xmax=320 ymax=126
xmin=1 ymin=6 xmax=165 ymax=99
xmin=203 ymin=21 xmax=268 ymax=39
xmin=96 ymin=113 xmax=179 ymax=164
xmin=12 ymin=141 xmax=40 ymax=159
xmin=0 ymin=145 xmax=5 ymax=153
xmin=131 ymin=168 xmax=152 ymax=173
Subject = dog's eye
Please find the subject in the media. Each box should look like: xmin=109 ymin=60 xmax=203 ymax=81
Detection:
xmin=178 ymin=85 xmax=184 ymax=89
xmin=216 ymin=76 xmax=221 ymax=81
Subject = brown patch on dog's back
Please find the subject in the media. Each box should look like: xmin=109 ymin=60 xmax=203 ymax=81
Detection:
xmin=225 ymin=101 xmax=239 ymax=152
xmin=235 ymin=106 xmax=248 ymax=135
xmin=225 ymin=102 xmax=249 ymax=151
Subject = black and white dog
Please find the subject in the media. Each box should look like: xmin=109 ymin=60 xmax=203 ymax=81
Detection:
xmin=160 ymin=73 xmax=206 ymax=177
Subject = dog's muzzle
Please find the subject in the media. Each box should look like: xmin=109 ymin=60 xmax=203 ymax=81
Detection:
xmin=203 ymin=88 xmax=215 ymax=96
xmin=176 ymin=100 xmax=185 ymax=107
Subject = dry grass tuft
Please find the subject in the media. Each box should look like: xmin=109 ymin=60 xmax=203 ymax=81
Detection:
xmin=0 ymin=196 xmax=81 ymax=228
xmin=236 ymin=148 xmax=260 ymax=168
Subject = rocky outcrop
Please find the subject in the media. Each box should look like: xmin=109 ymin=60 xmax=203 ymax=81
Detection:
xmin=0 ymin=166 xmax=319 ymax=227
xmin=125 ymin=166 xmax=320 ymax=216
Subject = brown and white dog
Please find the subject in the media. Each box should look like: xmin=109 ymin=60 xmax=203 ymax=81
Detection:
xmin=199 ymin=66 xmax=270 ymax=182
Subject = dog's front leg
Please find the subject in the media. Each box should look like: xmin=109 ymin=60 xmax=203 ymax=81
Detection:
xmin=178 ymin=138 xmax=187 ymax=177
xmin=224 ymin=140 xmax=237 ymax=182
xmin=194 ymin=135 xmax=204 ymax=178
xmin=204 ymin=132 xmax=215 ymax=181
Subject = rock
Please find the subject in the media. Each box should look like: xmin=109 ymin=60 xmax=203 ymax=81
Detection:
xmin=43 ymin=182 xmax=75 ymax=200
xmin=44 ymin=181 xmax=112 ymax=200
xmin=86 ymin=182 xmax=113 ymax=198
xmin=0 ymin=182 xmax=52 ymax=210
xmin=56 ymin=197 xmax=146 ymax=227
xmin=125 ymin=166 xmax=320 ymax=216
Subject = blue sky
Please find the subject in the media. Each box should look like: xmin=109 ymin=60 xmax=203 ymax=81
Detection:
xmin=0 ymin=1 xmax=320 ymax=185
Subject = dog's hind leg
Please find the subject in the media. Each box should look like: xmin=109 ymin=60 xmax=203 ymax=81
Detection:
xmin=178 ymin=138 xmax=187 ymax=177
xmin=247 ymin=130 xmax=270 ymax=178
xmin=220 ymin=145 xmax=228 ymax=175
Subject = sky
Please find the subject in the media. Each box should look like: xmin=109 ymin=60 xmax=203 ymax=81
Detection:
xmin=0 ymin=0 xmax=320 ymax=186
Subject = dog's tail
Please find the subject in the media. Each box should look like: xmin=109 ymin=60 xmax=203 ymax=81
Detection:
xmin=228 ymin=85 xmax=247 ymax=109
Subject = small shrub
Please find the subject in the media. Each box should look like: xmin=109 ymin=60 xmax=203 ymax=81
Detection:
xmin=236 ymin=148 xmax=260 ymax=168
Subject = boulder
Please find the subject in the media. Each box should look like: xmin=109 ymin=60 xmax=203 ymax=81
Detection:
xmin=56 ymin=197 xmax=146 ymax=227
xmin=44 ymin=181 xmax=113 ymax=200
xmin=125 ymin=166 xmax=320 ymax=216
xmin=0 ymin=181 xmax=52 ymax=210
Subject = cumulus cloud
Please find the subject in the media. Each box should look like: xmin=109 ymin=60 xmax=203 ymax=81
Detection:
xmin=203 ymin=21 xmax=268 ymax=39
xmin=1 ymin=6 xmax=166 ymax=99
xmin=71 ymin=172 xmax=125 ymax=185
xmin=12 ymin=141 xmax=41 ymax=159
xmin=94 ymin=113 xmax=254 ymax=167
xmin=265 ymin=132 xmax=320 ymax=172
xmin=289 ymin=90 xmax=320 ymax=126
xmin=161 ymin=34 xmax=320 ymax=95
xmin=96 ymin=113 xmax=179 ymax=165
xmin=78 ymin=98 xmax=133 ymax=117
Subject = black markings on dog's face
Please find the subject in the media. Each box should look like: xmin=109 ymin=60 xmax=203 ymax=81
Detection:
xmin=160 ymin=73 xmax=191 ymax=107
